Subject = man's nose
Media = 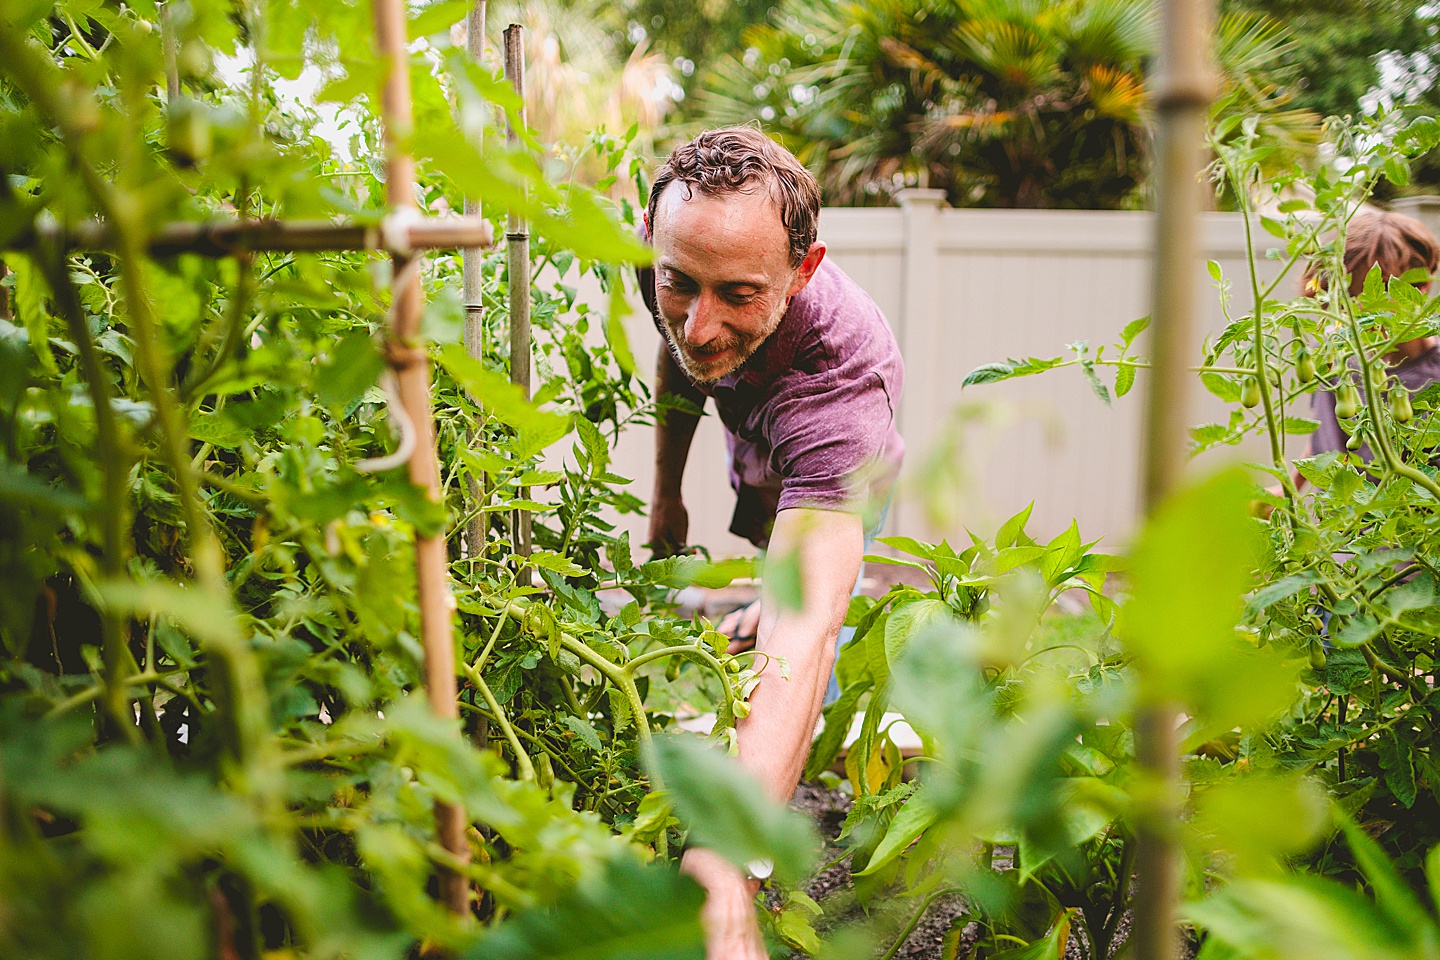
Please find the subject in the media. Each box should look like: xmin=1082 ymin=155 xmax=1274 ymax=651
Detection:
xmin=683 ymin=291 xmax=724 ymax=346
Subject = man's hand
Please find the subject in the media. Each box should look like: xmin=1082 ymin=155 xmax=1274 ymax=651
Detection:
xmin=679 ymin=847 xmax=766 ymax=960
xmin=719 ymin=600 xmax=763 ymax=654
xmin=647 ymin=495 xmax=690 ymax=558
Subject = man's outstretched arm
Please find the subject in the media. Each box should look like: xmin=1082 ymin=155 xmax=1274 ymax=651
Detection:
xmin=742 ymin=507 xmax=864 ymax=798
xmin=650 ymin=342 xmax=706 ymax=555
xmin=681 ymin=507 xmax=864 ymax=959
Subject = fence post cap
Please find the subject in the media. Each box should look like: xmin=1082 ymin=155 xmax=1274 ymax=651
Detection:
xmin=895 ymin=188 xmax=948 ymax=208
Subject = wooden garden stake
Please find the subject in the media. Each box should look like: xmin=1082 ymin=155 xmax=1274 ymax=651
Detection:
xmin=373 ymin=0 xmax=471 ymax=916
xmin=504 ymin=23 xmax=532 ymax=557
xmin=462 ymin=0 xmax=488 ymax=560
xmin=161 ymin=1 xmax=180 ymax=103
xmin=1134 ymin=2 xmax=1215 ymax=959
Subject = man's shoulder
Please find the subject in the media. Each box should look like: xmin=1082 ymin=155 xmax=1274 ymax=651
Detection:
xmin=780 ymin=257 xmax=900 ymax=375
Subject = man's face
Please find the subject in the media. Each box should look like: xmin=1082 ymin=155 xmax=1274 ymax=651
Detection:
xmin=650 ymin=184 xmax=803 ymax=383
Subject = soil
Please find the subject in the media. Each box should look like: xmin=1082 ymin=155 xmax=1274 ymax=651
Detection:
xmin=785 ymin=780 xmax=973 ymax=960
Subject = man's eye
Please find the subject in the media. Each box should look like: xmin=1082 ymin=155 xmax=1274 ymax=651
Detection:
xmin=662 ymin=277 xmax=695 ymax=293
xmin=724 ymin=293 xmax=755 ymax=305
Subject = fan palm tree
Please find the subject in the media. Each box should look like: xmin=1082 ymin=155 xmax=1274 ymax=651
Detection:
xmin=692 ymin=0 xmax=1318 ymax=208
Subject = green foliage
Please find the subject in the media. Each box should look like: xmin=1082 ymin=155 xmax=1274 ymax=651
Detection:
xmin=958 ymin=106 xmax=1440 ymax=954
xmin=691 ymin=0 xmax=1318 ymax=209
xmin=0 ymin=1 xmax=800 ymax=956
xmin=646 ymin=734 xmax=820 ymax=884
xmin=807 ymin=508 xmax=1139 ymax=958
xmin=1220 ymin=0 xmax=1439 ymax=123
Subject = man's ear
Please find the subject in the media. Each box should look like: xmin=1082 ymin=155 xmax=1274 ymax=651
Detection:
xmin=642 ymin=210 xmax=651 ymax=239
xmin=788 ymin=241 xmax=827 ymax=296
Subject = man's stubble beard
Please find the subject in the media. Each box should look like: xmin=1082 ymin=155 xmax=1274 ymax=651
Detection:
xmin=662 ymin=294 xmax=790 ymax=385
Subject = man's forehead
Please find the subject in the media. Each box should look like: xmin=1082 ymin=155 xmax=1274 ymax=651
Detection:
xmin=653 ymin=181 xmax=790 ymax=261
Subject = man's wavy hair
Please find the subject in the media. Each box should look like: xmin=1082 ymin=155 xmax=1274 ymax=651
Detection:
xmin=1304 ymin=211 xmax=1440 ymax=297
xmin=648 ymin=126 xmax=821 ymax=268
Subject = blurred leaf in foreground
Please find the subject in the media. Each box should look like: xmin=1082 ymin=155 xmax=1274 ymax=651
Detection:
xmin=645 ymin=734 xmax=819 ymax=885
xmin=468 ymin=856 xmax=705 ymax=960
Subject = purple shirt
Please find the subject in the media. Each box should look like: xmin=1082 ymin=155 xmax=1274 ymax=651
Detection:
xmin=641 ymin=257 xmax=905 ymax=547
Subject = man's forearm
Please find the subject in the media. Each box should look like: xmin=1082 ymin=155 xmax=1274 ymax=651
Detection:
xmin=654 ymin=342 xmax=704 ymax=500
xmin=737 ymin=508 xmax=864 ymax=803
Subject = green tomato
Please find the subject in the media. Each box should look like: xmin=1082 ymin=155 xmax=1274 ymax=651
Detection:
xmin=1307 ymin=637 xmax=1327 ymax=671
xmin=166 ymin=99 xmax=211 ymax=167
xmin=1346 ymin=430 xmax=1364 ymax=452
xmin=1391 ymin=387 xmax=1414 ymax=423
xmin=1296 ymin=349 xmax=1316 ymax=384
xmin=1241 ymin=377 xmax=1262 ymax=408
xmin=665 ymin=657 xmax=681 ymax=682
xmin=732 ymin=699 xmax=750 ymax=719
xmin=1335 ymin=382 xmax=1359 ymax=420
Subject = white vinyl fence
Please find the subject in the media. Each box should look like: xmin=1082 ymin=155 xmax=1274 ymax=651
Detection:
xmin=600 ymin=191 xmax=1285 ymax=557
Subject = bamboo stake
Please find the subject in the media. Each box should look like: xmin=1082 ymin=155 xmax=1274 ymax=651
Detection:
xmin=4 ymin=215 xmax=493 ymax=258
xmin=161 ymin=1 xmax=180 ymax=103
xmin=503 ymin=23 xmax=531 ymax=558
xmin=373 ymin=0 xmax=471 ymax=916
xmin=462 ymin=0 xmax=488 ymax=562
xmin=1133 ymin=2 xmax=1215 ymax=960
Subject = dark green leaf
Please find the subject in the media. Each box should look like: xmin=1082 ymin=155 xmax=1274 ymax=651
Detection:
xmin=317 ymin=330 xmax=384 ymax=413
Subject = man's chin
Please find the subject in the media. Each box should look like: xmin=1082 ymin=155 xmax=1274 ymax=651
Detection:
xmin=678 ymin=350 xmax=744 ymax=383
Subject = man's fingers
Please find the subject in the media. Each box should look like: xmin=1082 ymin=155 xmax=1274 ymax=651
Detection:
xmin=740 ymin=601 xmax=762 ymax=638
xmin=718 ymin=600 xmax=760 ymax=639
xmin=680 ymin=849 xmax=766 ymax=960
xmin=717 ymin=607 xmax=743 ymax=636
xmin=719 ymin=600 xmax=761 ymax=654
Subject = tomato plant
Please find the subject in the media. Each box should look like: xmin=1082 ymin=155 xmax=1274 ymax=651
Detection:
xmin=955 ymin=107 xmax=1440 ymax=956
xmin=0 ymin=3 xmax=812 ymax=957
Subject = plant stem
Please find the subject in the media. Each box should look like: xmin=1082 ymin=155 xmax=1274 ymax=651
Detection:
xmin=1341 ymin=299 xmax=1440 ymax=501
xmin=879 ymin=887 xmax=956 ymax=960
xmin=625 ymin=644 xmax=733 ymax=690
xmin=462 ymin=660 xmax=536 ymax=780
xmin=503 ymin=600 xmax=659 ymax=776
xmin=471 ymin=608 xmax=510 ymax=675
xmin=1227 ymin=150 xmax=1301 ymax=519
xmin=34 ymin=247 xmax=140 ymax=742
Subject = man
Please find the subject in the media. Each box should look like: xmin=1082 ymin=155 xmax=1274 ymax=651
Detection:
xmin=639 ymin=126 xmax=904 ymax=959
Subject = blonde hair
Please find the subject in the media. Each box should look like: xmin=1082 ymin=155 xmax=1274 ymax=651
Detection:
xmin=1306 ymin=211 xmax=1440 ymax=297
